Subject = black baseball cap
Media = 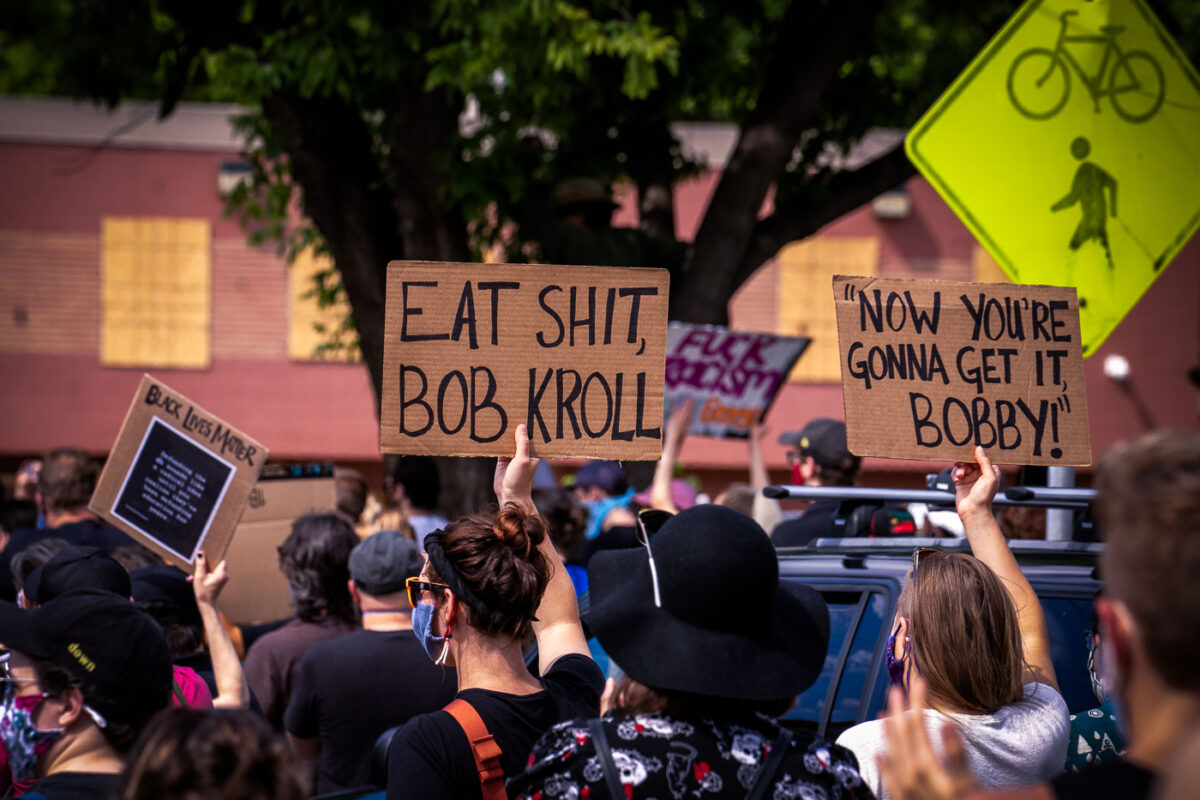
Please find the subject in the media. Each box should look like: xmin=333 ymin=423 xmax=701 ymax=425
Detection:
xmin=778 ymin=418 xmax=860 ymax=471
xmin=349 ymin=530 xmax=424 ymax=597
xmin=24 ymin=546 xmax=131 ymax=606
xmin=0 ymin=589 xmax=172 ymax=728
xmin=130 ymin=564 xmax=203 ymax=629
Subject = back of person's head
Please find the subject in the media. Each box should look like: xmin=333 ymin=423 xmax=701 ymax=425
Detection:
xmin=0 ymin=499 xmax=38 ymax=535
xmin=1097 ymin=430 xmax=1200 ymax=693
xmin=715 ymin=482 xmax=755 ymax=516
xmin=532 ymin=486 xmax=588 ymax=562
xmin=131 ymin=565 xmax=205 ymax=657
xmin=277 ymin=513 xmax=358 ymax=623
xmin=110 ymin=544 xmax=165 ymax=572
xmin=334 ymin=466 xmax=368 ymax=523
xmin=38 ymin=447 xmax=97 ymax=515
xmin=24 ymin=545 xmax=132 ymax=606
xmin=348 ymin=529 xmax=423 ymax=600
xmin=574 ymin=460 xmax=628 ymax=497
xmin=11 ymin=537 xmax=70 ymax=596
xmin=117 ymin=708 xmax=306 ymax=800
xmin=6 ymin=589 xmax=173 ymax=754
xmin=424 ymin=504 xmax=550 ymax=639
xmin=386 ymin=455 xmax=439 ymax=511
xmin=898 ymin=550 xmax=1024 ymax=714
xmin=587 ymin=505 xmax=829 ymax=716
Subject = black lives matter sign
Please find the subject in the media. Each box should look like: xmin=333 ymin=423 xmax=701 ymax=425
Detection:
xmin=112 ymin=417 xmax=235 ymax=561
xmin=380 ymin=262 xmax=670 ymax=460
xmin=834 ymin=275 xmax=1090 ymax=466
xmin=90 ymin=375 xmax=268 ymax=572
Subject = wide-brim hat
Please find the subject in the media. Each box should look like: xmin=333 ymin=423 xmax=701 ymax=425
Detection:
xmin=586 ymin=505 xmax=829 ymax=700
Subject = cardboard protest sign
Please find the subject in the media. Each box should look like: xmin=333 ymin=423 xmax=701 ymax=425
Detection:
xmin=834 ymin=275 xmax=1090 ymax=466
xmin=221 ymin=474 xmax=336 ymax=625
xmin=90 ymin=375 xmax=268 ymax=571
xmin=381 ymin=262 xmax=670 ymax=460
xmin=665 ymin=322 xmax=809 ymax=438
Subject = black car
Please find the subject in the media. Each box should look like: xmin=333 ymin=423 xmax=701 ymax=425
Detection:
xmin=775 ymin=536 xmax=1102 ymax=741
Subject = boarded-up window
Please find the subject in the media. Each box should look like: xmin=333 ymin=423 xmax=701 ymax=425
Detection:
xmin=777 ymin=237 xmax=879 ymax=382
xmin=973 ymin=247 xmax=1011 ymax=284
xmin=288 ymin=246 xmax=359 ymax=362
xmin=101 ymin=218 xmax=211 ymax=368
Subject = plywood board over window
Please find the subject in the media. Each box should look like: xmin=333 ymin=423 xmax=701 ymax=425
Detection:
xmin=101 ymin=218 xmax=211 ymax=369
xmin=973 ymin=246 xmax=1011 ymax=285
xmin=288 ymin=246 xmax=359 ymax=363
xmin=777 ymin=237 xmax=879 ymax=382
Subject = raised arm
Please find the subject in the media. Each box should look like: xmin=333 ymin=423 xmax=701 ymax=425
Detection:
xmin=747 ymin=422 xmax=783 ymax=531
xmin=648 ymin=399 xmax=694 ymax=513
xmin=192 ymin=551 xmax=251 ymax=708
xmin=495 ymin=424 xmax=590 ymax=673
xmin=954 ymin=446 xmax=1057 ymax=691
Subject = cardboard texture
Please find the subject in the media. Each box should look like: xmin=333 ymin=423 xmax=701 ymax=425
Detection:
xmin=664 ymin=322 xmax=810 ymax=438
xmin=220 ymin=477 xmax=336 ymax=625
xmin=90 ymin=375 xmax=268 ymax=572
xmin=381 ymin=261 xmax=670 ymax=460
xmin=833 ymin=275 xmax=1091 ymax=466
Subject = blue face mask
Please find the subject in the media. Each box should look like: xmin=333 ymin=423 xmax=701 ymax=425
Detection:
xmin=411 ymin=601 xmax=450 ymax=666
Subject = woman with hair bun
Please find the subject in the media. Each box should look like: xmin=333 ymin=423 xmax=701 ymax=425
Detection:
xmin=386 ymin=425 xmax=603 ymax=800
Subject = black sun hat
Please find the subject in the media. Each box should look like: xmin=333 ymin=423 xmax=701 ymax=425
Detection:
xmin=586 ymin=504 xmax=829 ymax=701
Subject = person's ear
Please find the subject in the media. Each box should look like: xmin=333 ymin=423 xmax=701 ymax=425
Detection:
xmin=894 ymin=617 xmax=912 ymax=661
xmin=50 ymin=687 xmax=86 ymax=729
xmin=1096 ymin=596 xmax=1135 ymax=673
xmin=440 ymin=590 xmax=458 ymax=633
xmin=801 ymin=456 xmax=817 ymax=483
xmin=348 ymin=580 xmax=360 ymax=606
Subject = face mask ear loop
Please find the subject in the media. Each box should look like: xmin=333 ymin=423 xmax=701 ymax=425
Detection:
xmin=435 ymin=619 xmax=453 ymax=667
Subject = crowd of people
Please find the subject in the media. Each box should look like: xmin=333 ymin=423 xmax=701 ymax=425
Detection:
xmin=0 ymin=418 xmax=1195 ymax=800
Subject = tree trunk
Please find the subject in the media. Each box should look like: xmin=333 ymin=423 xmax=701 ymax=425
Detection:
xmin=674 ymin=0 xmax=885 ymax=324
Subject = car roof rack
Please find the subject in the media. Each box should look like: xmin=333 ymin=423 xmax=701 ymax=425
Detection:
xmin=763 ymin=484 xmax=1096 ymax=509
xmin=803 ymin=537 xmax=1102 ymax=555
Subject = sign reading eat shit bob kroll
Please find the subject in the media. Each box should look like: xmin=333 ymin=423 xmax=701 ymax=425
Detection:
xmin=380 ymin=261 xmax=670 ymax=460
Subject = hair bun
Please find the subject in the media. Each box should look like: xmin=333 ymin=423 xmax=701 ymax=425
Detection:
xmin=494 ymin=503 xmax=546 ymax=559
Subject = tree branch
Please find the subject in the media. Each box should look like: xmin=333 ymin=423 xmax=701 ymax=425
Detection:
xmin=733 ymin=141 xmax=915 ymax=288
xmin=676 ymin=0 xmax=885 ymax=320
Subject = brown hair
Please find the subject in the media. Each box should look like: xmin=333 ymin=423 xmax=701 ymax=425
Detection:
xmin=898 ymin=551 xmax=1024 ymax=715
xmin=427 ymin=503 xmax=550 ymax=639
xmin=1097 ymin=430 xmax=1200 ymax=693
xmin=610 ymin=674 xmax=792 ymax=720
xmin=118 ymin=708 xmax=306 ymax=800
xmin=38 ymin=448 xmax=97 ymax=514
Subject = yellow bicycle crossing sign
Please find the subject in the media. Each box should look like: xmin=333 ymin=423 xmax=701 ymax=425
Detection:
xmin=907 ymin=0 xmax=1200 ymax=356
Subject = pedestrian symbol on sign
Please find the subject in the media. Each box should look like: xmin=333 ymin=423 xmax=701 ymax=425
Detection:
xmin=1051 ymin=137 xmax=1117 ymax=269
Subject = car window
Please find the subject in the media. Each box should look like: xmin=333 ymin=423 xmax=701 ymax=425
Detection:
xmin=1040 ymin=594 xmax=1097 ymax=713
xmin=828 ymin=591 xmax=889 ymax=740
xmin=781 ymin=587 xmax=889 ymax=737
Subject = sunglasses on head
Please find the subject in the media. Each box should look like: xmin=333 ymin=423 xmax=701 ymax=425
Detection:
xmin=911 ymin=547 xmax=939 ymax=582
xmin=636 ymin=509 xmax=672 ymax=609
xmin=405 ymin=576 xmax=449 ymax=609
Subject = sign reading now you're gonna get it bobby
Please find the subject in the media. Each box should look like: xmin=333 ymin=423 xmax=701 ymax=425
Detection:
xmin=381 ymin=262 xmax=670 ymax=460
xmin=90 ymin=375 xmax=268 ymax=571
xmin=834 ymin=275 xmax=1090 ymax=466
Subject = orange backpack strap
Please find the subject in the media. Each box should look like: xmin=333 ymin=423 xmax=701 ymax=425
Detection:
xmin=445 ymin=698 xmax=507 ymax=800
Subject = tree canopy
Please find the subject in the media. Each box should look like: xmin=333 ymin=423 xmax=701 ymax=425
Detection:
xmin=4 ymin=0 xmax=1196 ymax=511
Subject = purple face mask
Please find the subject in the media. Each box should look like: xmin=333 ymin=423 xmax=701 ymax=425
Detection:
xmin=886 ymin=623 xmax=907 ymax=687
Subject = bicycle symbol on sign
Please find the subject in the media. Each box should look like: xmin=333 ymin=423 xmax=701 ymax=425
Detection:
xmin=1007 ymin=10 xmax=1165 ymax=123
